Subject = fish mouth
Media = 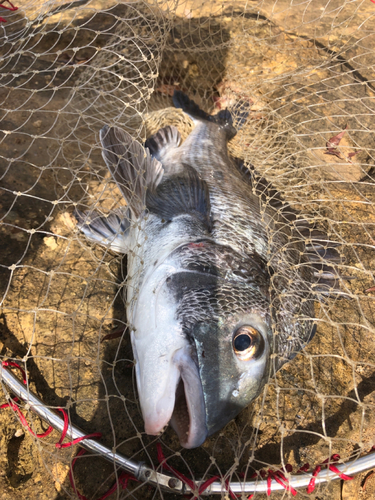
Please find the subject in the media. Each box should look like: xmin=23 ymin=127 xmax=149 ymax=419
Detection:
xmin=139 ymin=347 xmax=207 ymax=449
xmin=169 ymin=358 xmax=207 ymax=448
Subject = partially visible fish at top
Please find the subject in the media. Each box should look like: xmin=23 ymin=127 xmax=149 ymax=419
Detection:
xmin=75 ymin=91 xmax=346 ymax=448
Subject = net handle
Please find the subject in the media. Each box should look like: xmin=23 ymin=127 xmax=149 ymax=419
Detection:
xmin=1 ymin=364 xmax=374 ymax=496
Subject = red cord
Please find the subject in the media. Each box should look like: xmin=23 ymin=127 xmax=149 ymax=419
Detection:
xmin=0 ymin=0 xmax=17 ymax=21
xmin=157 ymin=443 xmax=196 ymax=491
xmin=0 ymin=362 xmax=122 ymax=499
xmin=157 ymin=443 xmax=239 ymax=499
xmin=0 ymin=395 xmax=19 ymax=408
xmin=224 ymin=478 xmax=238 ymax=499
xmin=266 ymin=468 xmax=297 ymax=496
xmin=0 ymin=0 xmax=18 ymax=10
xmin=156 ymin=442 xmax=353 ymax=499
xmin=2 ymin=361 xmax=27 ymax=383
xmin=297 ymin=463 xmax=310 ymax=473
xmin=1 ymin=396 xmax=54 ymax=438
xmin=0 ymin=361 xmax=357 ymax=498
xmin=307 ymin=455 xmax=353 ymax=493
xmin=55 ymin=407 xmax=102 ymax=449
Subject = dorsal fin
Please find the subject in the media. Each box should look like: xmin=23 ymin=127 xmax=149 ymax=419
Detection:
xmin=100 ymin=125 xmax=164 ymax=218
xmin=145 ymin=125 xmax=181 ymax=162
xmin=235 ymin=159 xmax=293 ymax=214
xmin=235 ymin=159 xmax=353 ymax=297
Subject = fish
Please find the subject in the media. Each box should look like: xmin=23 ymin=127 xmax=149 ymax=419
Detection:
xmin=75 ymin=91 xmax=344 ymax=449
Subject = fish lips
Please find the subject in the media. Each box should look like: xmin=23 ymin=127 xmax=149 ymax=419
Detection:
xmin=135 ymin=340 xmax=208 ymax=449
xmin=169 ymin=348 xmax=208 ymax=448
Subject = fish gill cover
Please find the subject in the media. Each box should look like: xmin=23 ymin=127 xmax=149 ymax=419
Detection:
xmin=0 ymin=0 xmax=375 ymax=498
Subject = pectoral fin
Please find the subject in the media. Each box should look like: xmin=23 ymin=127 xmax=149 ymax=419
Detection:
xmin=146 ymin=166 xmax=212 ymax=230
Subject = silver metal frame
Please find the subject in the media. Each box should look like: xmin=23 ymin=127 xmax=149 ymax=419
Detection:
xmin=1 ymin=365 xmax=374 ymax=496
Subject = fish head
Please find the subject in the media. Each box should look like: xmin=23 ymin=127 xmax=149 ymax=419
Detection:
xmin=131 ymin=240 xmax=273 ymax=448
xmin=191 ymin=310 xmax=271 ymax=437
xmin=175 ymin=272 xmax=272 ymax=439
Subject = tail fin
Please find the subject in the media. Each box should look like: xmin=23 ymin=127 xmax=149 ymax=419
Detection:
xmin=173 ymin=90 xmax=248 ymax=140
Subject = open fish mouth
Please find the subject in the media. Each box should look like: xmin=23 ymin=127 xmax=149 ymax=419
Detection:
xmin=170 ymin=354 xmax=208 ymax=448
xmin=137 ymin=345 xmax=208 ymax=449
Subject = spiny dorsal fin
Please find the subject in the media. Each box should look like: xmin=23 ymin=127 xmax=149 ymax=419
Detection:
xmin=75 ymin=208 xmax=131 ymax=254
xmin=145 ymin=125 xmax=181 ymax=162
xmin=146 ymin=165 xmax=212 ymax=231
xmin=100 ymin=125 xmax=164 ymax=218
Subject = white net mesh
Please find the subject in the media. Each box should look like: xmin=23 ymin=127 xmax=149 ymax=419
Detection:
xmin=1 ymin=0 xmax=375 ymax=498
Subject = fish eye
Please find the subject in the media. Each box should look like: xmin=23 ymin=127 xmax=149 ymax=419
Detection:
xmin=232 ymin=326 xmax=265 ymax=361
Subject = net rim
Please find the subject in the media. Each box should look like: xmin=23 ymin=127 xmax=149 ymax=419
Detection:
xmin=1 ymin=365 xmax=374 ymax=496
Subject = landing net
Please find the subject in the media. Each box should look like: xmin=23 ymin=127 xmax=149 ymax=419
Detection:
xmin=1 ymin=1 xmax=375 ymax=499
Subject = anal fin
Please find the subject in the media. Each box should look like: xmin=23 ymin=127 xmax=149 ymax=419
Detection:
xmin=145 ymin=125 xmax=181 ymax=162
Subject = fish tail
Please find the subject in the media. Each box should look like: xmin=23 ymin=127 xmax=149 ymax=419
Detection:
xmin=173 ymin=90 xmax=239 ymax=140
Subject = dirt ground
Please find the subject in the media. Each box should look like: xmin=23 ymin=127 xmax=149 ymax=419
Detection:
xmin=1 ymin=1 xmax=375 ymax=499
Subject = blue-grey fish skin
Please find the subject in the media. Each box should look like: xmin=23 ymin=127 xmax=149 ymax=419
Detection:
xmin=151 ymin=108 xmax=315 ymax=366
xmin=76 ymin=92 xmax=337 ymax=448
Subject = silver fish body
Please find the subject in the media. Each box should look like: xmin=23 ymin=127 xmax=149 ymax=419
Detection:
xmin=76 ymin=91 xmax=340 ymax=448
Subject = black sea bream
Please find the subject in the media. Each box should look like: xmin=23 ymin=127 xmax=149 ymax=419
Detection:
xmin=76 ymin=91 xmax=343 ymax=448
